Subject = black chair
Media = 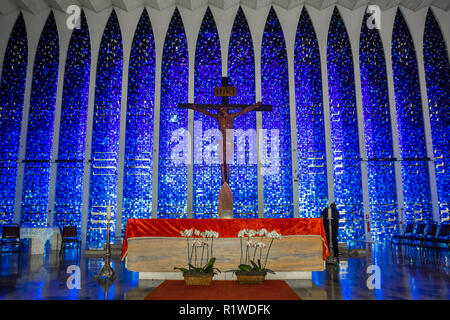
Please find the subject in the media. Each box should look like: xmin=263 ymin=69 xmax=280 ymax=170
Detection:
xmin=432 ymin=223 xmax=449 ymax=251
xmin=417 ymin=223 xmax=437 ymax=248
xmin=59 ymin=226 xmax=81 ymax=259
xmin=391 ymin=222 xmax=414 ymax=246
xmin=0 ymin=225 xmax=23 ymax=254
xmin=408 ymin=223 xmax=426 ymax=247
xmin=0 ymin=224 xmax=24 ymax=274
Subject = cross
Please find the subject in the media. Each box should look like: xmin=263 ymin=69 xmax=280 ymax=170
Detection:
xmin=179 ymin=77 xmax=273 ymax=112
xmin=178 ymin=77 xmax=273 ymax=186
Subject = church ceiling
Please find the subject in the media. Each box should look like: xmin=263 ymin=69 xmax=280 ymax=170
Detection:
xmin=0 ymin=0 xmax=449 ymax=15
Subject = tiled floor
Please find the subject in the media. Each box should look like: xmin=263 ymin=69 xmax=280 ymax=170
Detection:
xmin=0 ymin=242 xmax=449 ymax=300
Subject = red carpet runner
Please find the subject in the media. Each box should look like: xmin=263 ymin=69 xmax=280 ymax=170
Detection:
xmin=145 ymin=280 xmax=301 ymax=300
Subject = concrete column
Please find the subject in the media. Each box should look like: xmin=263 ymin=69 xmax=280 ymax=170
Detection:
xmin=340 ymin=6 xmax=371 ymax=240
xmin=307 ymin=5 xmax=335 ymax=206
xmin=275 ymin=5 xmax=302 ymax=218
xmin=149 ymin=6 xmax=174 ymax=219
xmin=404 ymin=7 xmax=440 ymax=223
xmin=243 ymin=5 xmax=271 ymax=218
xmin=13 ymin=10 xmax=49 ymax=224
xmin=115 ymin=7 xmax=141 ymax=240
xmin=80 ymin=9 xmax=111 ymax=250
xmin=47 ymin=10 xmax=73 ymax=226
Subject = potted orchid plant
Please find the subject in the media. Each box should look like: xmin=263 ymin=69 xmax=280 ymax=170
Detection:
xmin=228 ymin=228 xmax=282 ymax=284
xmin=174 ymin=228 xmax=220 ymax=285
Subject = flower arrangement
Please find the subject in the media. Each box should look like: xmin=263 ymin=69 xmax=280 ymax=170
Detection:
xmin=230 ymin=228 xmax=282 ymax=279
xmin=174 ymin=228 xmax=220 ymax=278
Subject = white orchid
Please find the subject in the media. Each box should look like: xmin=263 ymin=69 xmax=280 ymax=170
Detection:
xmin=194 ymin=229 xmax=200 ymax=236
xmin=257 ymin=242 xmax=266 ymax=249
xmin=238 ymin=229 xmax=248 ymax=238
xmin=267 ymin=230 xmax=282 ymax=240
xmin=246 ymin=240 xmax=257 ymax=248
xmin=181 ymin=228 xmax=194 ymax=237
xmin=258 ymin=228 xmax=268 ymax=237
xmin=192 ymin=239 xmax=207 ymax=247
xmin=247 ymin=229 xmax=257 ymax=237
xmin=203 ymin=230 xmax=219 ymax=238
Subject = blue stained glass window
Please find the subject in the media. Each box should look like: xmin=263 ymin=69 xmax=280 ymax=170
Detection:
xmin=359 ymin=10 xmax=398 ymax=240
xmin=21 ymin=11 xmax=59 ymax=226
xmin=294 ymin=8 xmax=328 ymax=218
xmin=87 ymin=10 xmax=123 ymax=248
xmin=0 ymin=13 xmax=27 ymax=226
xmin=158 ymin=8 xmax=189 ymax=218
xmin=193 ymin=7 xmax=222 ymax=219
xmin=392 ymin=9 xmax=432 ymax=223
xmin=261 ymin=7 xmax=293 ymax=218
xmin=122 ymin=9 xmax=155 ymax=231
xmin=327 ymin=7 xmax=364 ymax=241
xmin=228 ymin=7 xmax=258 ymax=219
xmin=54 ymin=10 xmax=90 ymax=233
xmin=423 ymin=9 xmax=450 ymax=222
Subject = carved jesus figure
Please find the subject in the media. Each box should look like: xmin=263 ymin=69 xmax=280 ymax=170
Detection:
xmin=188 ymin=101 xmax=262 ymax=185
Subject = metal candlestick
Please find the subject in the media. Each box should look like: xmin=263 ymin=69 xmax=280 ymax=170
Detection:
xmin=95 ymin=205 xmax=116 ymax=281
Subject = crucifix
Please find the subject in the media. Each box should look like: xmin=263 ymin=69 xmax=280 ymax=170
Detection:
xmin=179 ymin=77 xmax=273 ymax=219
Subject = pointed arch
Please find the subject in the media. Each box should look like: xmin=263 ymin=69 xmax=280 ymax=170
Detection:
xmin=359 ymin=9 xmax=397 ymax=240
xmin=392 ymin=9 xmax=432 ymax=223
xmin=0 ymin=12 xmax=28 ymax=225
xmin=87 ymin=9 xmax=123 ymax=248
xmin=157 ymin=8 xmax=189 ymax=218
xmin=193 ymin=7 xmax=222 ymax=219
xmin=294 ymin=7 xmax=328 ymax=218
xmin=21 ymin=11 xmax=59 ymax=226
xmin=261 ymin=7 xmax=293 ymax=218
xmin=423 ymin=9 xmax=450 ymax=222
xmin=54 ymin=10 xmax=91 ymax=233
xmin=327 ymin=7 xmax=364 ymax=241
xmin=122 ymin=9 xmax=156 ymax=231
xmin=227 ymin=6 xmax=258 ymax=219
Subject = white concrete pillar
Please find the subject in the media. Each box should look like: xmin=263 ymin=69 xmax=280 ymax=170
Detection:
xmin=307 ymin=5 xmax=335 ymax=207
xmin=404 ymin=7 xmax=440 ymax=223
xmin=379 ymin=7 xmax=406 ymax=230
xmin=115 ymin=7 xmax=141 ymax=239
xmin=13 ymin=10 xmax=49 ymax=224
xmin=243 ymin=5 xmax=271 ymax=218
xmin=47 ymin=10 xmax=74 ymax=226
xmin=274 ymin=5 xmax=302 ymax=218
xmin=80 ymin=8 xmax=111 ymax=250
xmin=148 ymin=6 xmax=174 ymax=219
xmin=340 ymin=5 xmax=371 ymax=240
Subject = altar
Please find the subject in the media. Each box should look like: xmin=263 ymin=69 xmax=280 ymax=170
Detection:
xmin=121 ymin=218 xmax=329 ymax=280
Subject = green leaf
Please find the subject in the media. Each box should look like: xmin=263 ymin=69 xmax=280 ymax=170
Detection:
xmin=173 ymin=267 xmax=189 ymax=273
xmin=250 ymin=260 xmax=259 ymax=270
xmin=263 ymin=268 xmax=276 ymax=274
xmin=257 ymin=259 xmax=262 ymax=269
xmin=238 ymin=264 xmax=252 ymax=272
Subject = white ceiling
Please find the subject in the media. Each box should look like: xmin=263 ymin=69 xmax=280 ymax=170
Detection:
xmin=0 ymin=0 xmax=449 ymax=15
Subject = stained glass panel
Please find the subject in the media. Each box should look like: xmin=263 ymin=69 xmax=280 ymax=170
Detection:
xmin=0 ymin=13 xmax=27 ymax=226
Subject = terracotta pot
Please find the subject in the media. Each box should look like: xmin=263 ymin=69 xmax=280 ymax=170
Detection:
xmin=183 ymin=272 xmax=214 ymax=286
xmin=236 ymin=271 xmax=267 ymax=284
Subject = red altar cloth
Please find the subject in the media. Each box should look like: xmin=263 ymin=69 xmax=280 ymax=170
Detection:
xmin=121 ymin=218 xmax=329 ymax=261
